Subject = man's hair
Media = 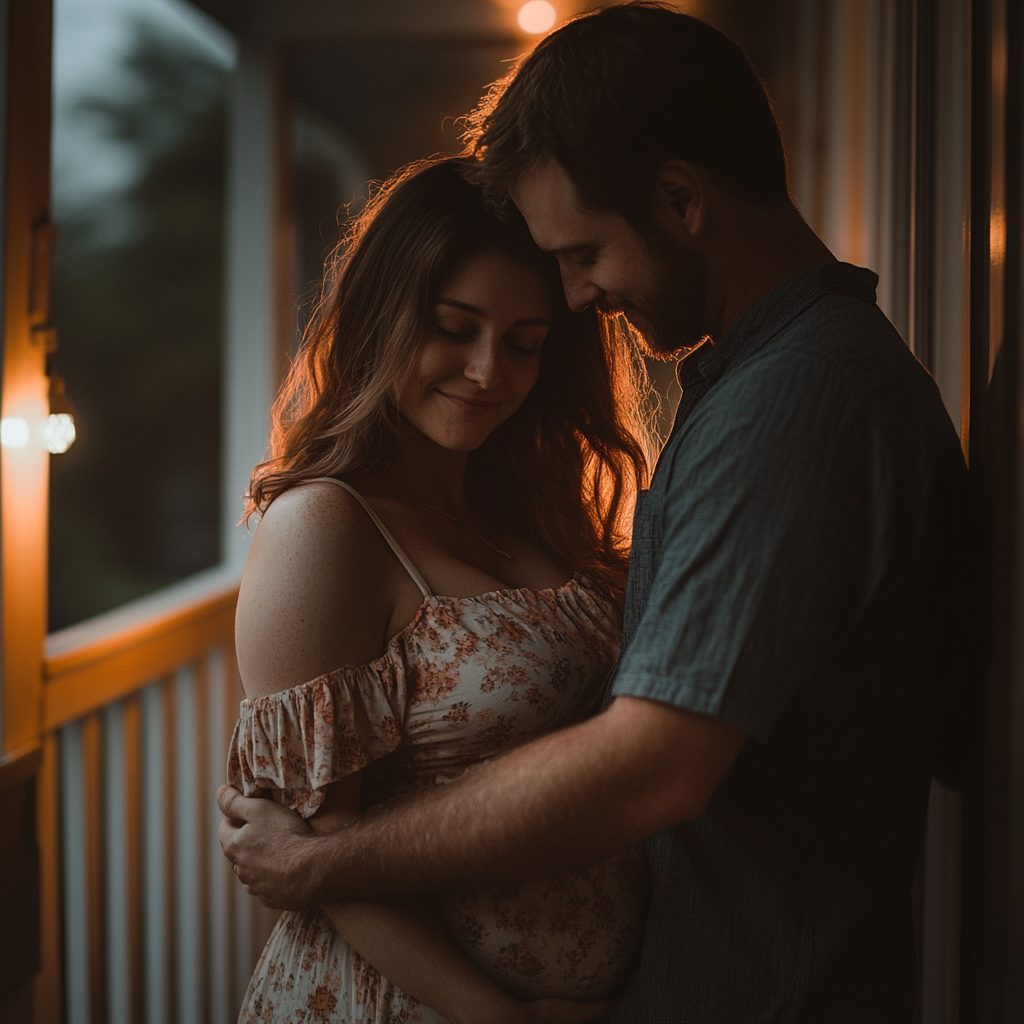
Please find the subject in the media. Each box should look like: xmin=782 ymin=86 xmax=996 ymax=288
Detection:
xmin=465 ymin=2 xmax=789 ymax=218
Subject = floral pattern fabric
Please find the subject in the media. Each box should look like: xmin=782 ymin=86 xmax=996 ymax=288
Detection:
xmin=229 ymin=576 xmax=648 ymax=1023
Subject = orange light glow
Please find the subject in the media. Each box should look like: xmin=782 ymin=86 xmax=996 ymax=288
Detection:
xmin=518 ymin=1 xmax=557 ymax=35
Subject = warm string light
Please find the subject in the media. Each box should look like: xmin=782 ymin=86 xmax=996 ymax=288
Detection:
xmin=1 ymin=375 xmax=78 ymax=453
xmin=46 ymin=373 xmax=77 ymax=453
xmin=0 ymin=416 xmax=77 ymax=453
xmin=43 ymin=413 xmax=76 ymax=454
xmin=518 ymin=1 xmax=557 ymax=35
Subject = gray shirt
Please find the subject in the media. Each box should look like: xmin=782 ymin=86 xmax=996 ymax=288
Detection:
xmin=609 ymin=262 xmax=980 ymax=1022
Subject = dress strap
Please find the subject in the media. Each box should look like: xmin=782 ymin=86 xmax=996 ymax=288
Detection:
xmin=300 ymin=477 xmax=432 ymax=598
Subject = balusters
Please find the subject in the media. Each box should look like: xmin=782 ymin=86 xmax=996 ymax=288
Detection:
xmin=55 ymin=646 xmax=275 ymax=1024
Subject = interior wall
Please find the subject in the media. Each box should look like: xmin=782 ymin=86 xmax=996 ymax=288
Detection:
xmin=961 ymin=0 xmax=1024 ymax=1019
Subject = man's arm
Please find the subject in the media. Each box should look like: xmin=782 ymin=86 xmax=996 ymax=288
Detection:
xmin=218 ymin=693 xmax=747 ymax=907
xmin=300 ymin=781 xmax=612 ymax=1024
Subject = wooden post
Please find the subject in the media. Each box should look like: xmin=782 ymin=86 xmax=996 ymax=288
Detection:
xmin=1 ymin=0 xmax=52 ymax=751
xmin=0 ymin=0 xmax=55 ymax=1021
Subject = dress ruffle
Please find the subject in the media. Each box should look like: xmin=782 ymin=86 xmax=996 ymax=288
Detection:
xmin=230 ymin=577 xmax=645 ymax=1022
xmin=227 ymin=659 xmax=407 ymax=818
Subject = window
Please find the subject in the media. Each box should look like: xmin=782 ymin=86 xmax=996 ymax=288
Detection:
xmin=48 ymin=0 xmax=236 ymax=631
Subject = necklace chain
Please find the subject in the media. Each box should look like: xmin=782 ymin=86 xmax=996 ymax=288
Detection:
xmin=393 ymin=482 xmax=514 ymax=561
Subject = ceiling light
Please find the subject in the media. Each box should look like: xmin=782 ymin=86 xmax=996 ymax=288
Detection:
xmin=518 ymin=1 xmax=557 ymax=35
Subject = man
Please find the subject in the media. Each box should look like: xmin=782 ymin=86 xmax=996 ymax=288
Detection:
xmin=220 ymin=5 xmax=981 ymax=1020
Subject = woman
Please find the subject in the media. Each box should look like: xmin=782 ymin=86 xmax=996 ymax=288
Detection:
xmin=228 ymin=157 xmax=651 ymax=1024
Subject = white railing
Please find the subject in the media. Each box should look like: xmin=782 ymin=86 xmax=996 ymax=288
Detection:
xmin=39 ymin=571 xmax=276 ymax=1024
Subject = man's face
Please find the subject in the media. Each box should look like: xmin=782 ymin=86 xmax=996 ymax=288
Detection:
xmin=511 ymin=158 xmax=708 ymax=356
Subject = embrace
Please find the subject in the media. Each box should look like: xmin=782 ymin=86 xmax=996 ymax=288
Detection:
xmin=218 ymin=5 xmax=980 ymax=1022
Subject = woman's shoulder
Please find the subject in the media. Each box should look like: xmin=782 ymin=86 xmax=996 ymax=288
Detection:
xmin=235 ymin=479 xmax=402 ymax=699
xmin=257 ymin=476 xmax=369 ymax=534
xmin=250 ymin=480 xmax=396 ymax=594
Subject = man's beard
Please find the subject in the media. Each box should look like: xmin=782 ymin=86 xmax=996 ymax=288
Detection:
xmin=624 ymin=232 xmax=709 ymax=359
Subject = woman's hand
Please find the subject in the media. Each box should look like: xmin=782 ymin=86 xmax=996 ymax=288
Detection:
xmin=218 ymin=785 xmax=322 ymax=909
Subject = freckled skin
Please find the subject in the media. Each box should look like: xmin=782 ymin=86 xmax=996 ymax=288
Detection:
xmin=235 ymin=249 xmax=561 ymax=703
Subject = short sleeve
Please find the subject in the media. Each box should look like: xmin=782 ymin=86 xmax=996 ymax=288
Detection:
xmin=612 ymin=350 xmax=896 ymax=742
xmin=227 ymin=659 xmax=407 ymax=817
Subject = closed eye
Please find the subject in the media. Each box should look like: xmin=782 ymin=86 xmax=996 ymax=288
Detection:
xmin=552 ymin=246 xmax=599 ymax=269
xmin=505 ymin=328 xmax=548 ymax=355
xmin=435 ymin=323 xmax=476 ymax=341
xmin=507 ymin=340 xmax=542 ymax=355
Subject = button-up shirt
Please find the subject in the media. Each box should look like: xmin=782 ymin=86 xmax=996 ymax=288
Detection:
xmin=610 ymin=262 xmax=980 ymax=1022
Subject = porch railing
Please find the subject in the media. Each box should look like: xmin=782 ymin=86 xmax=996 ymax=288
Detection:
xmin=32 ymin=567 xmax=966 ymax=1024
xmin=37 ymin=568 xmax=278 ymax=1024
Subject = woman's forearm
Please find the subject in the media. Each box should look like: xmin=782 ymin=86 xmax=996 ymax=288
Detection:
xmin=320 ymin=898 xmax=525 ymax=1024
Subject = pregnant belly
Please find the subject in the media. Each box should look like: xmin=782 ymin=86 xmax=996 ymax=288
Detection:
xmin=430 ymin=846 xmax=648 ymax=1001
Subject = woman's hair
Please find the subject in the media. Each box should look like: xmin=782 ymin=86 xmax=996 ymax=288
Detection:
xmin=248 ymin=156 xmax=651 ymax=593
xmin=464 ymin=2 xmax=788 ymax=222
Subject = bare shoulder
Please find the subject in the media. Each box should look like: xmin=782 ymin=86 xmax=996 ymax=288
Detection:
xmin=235 ymin=481 xmax=399 ymax=699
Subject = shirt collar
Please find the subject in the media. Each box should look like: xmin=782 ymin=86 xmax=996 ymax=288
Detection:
xmin=675 ymin=261 xmax=879 ymax=389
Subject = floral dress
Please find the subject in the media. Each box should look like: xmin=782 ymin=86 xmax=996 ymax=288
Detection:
xmin=228 ymin=479 xmax=648 ymax=1023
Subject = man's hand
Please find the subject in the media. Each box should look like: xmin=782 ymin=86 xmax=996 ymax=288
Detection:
xmin=217 ymin=786 xmax=322 ymax=909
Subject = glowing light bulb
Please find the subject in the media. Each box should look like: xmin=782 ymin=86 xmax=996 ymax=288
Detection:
xmin=518 ymin=1 xmax=557 ymax=35
xmin=42 ymin=413 xmax=76 ymax=454
xmin=1 ymin=417 xmax=30 ymax=448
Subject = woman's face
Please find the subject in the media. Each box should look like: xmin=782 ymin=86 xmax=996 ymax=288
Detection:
xmin=397 ymin=249 xmax=553 ymax=452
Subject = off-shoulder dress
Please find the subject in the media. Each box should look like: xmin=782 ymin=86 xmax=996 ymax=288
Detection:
xmin=228 ymin=478 xmax=648 ymax=1024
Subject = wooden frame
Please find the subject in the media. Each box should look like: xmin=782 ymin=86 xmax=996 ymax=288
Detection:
xmin=43 ymin=578 xmax=239 ymax=732
xmin=0 ymin=0 xmax=54 ymax=1018
xmin=1 ymin=0 xmax=51 ymax=758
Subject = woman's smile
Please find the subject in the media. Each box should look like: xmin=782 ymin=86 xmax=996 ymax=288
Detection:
xmin=396 ymin=248 xmax=552 ymax=451
xmin=437 ymin=390 xmax=501 ymax=413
